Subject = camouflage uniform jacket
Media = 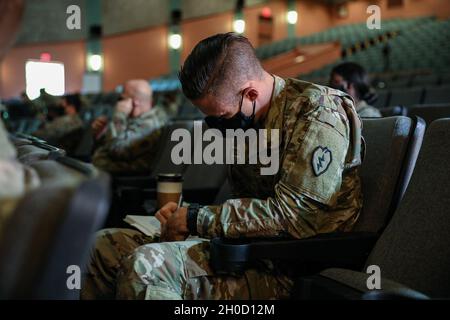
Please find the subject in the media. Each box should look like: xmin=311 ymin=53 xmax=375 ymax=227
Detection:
xmin=92 ymin=105 xmax=169 ymax=173
xmin=356 ymin=100 xmax=382 ymax=118
xmin=196 ymin=76 xmax=364 ymax=240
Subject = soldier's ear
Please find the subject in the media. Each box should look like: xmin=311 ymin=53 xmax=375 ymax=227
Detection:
xmin=244 ymin=88 xmax=258 ymax=102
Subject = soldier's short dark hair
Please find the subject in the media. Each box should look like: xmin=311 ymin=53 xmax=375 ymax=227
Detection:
xmin=179 ymin=33 xmax=263 ymax=105
xmin=331 ymin=62 xmax=372 ymax=102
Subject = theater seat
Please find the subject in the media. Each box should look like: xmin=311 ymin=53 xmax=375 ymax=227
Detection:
xmin=354 ymin=116 xmax=425 ymax=233
xmin=30 ymin=159 xmax=97 ymax=187
xmin=16 ymin=144 xmax=52 ymax=164
xmin=407 ymin=103 xmax=450 ymax=125
xmin=110 ymin=121 xmax=229 ymax=219
xmin=0 ymin=165 xmax=110 ymax=299
xmin=10 ymin=133 xmax=66 ymax=164
xmin=296 ymin=118 xmax=450 ymax=299
xmin=111 ymin=120 xmax=195 ymax=186
xmin=209 ymin=116 xmax=425 ymax=275
xmin=150 ymin=120 xmax=195 ymax=177
xmin=373 ymin=90 xmax=390 ymax=109
xmin=379 ymin=105 xmax=407 ymax=117
xmin=71 ymin=126 xmax=95 ymax=162
xmin=411 ymin=74 xmax=439 ymax=87
xmin=212 ymin=179 xmax=232 ymax=205
xmin=182 ymin=122 xmax=228 ymax=204
xmin=108 ymin=121 xmax=196 ymax=221
xmin=423 ymin=85 xmax=450 ymax=104
xmin=389 ymin=87 xmax=424 ymax=107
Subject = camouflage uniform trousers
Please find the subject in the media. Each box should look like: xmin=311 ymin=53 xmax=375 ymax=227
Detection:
xmin=81 ymin=228 xmax=293 ymax=300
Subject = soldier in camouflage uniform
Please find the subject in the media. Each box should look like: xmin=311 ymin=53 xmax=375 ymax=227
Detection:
xmin=81 ymin=33 xmax=363 ymax=300
xmin=32 ymin=89 xmax=60 ymax=120
xmin=92 ymin=80 xmax=169 ymax=174
xmin=33 ymin=93 xmax=84 ymax=143
xmin=354 ymin=100 xmax=382 ymax=118
xmin=329 ymin=62 xmax=382 ymax=118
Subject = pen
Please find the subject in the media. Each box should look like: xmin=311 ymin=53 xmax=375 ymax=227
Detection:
xmin=177 ymin=194 xmax=183 ymax=209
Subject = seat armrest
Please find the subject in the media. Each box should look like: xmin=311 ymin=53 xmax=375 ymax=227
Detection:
xmin=14 ymin=133 xmax=46 ymax=144
xmin=13 ymin=133 xmax=66 ymax=156
xmin=210 ymin=232 xmax=378 ymax=275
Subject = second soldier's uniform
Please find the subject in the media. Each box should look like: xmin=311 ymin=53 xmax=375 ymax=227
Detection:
xmin=355 ymin=100 xmax=382 ymax=118
xmin=81 ymin=76 xmax=364 ymax=299
xmin=92 ymin=105 xmax=169 ymax=174
xmin=33 ymin=113 xmax=84 ymax=142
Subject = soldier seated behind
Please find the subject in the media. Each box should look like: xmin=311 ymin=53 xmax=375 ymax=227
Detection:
xmin=91 ymin=80 xmax=169 ymax=174
xmin=329 ymin=62 xmax=382 ymax=118
xmin=81 ymin=33 xmax=364 ymax=300
xmin=33 ymin=93 xmax=84 ymax=146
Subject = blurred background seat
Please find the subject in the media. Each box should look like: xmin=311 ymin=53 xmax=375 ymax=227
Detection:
xmin=407 ymin=103 xmax=450 ymax=125
xmin=388 ymin=87 xmax=425 ymax=107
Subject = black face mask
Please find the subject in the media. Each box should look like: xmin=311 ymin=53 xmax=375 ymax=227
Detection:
xmin=204 ymin=93 xmax=256 ymax=134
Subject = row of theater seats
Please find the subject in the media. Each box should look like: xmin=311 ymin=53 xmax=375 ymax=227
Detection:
xmin=379 ymin=103 xmax=450 ymax=126
xmin=303 ymin=67 xmax=450 ymax=89
xmin=6 ymin=103 xmax=114 ymax=136
xmin=373 ymin=72 xmax=450 ymax=89
xmin=373 ymin=86 xmax=450 ymax=109
xmin=2 ymin=115 xmax=450 ymax=299
xmin=256 ymin=16 xmax=431 ymax=60
xmin=302 ymin=17 xmax=449 ymax=83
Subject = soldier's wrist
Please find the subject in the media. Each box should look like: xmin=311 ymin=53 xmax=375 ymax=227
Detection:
xmin=186 ymin=203 xmax=201 ymax=236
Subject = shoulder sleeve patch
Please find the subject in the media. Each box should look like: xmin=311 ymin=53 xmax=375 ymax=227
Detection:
xmin=283 ymin=118 xmax=349 ymax=204
xmin=312 ymin=146 xmax=332 ymax=176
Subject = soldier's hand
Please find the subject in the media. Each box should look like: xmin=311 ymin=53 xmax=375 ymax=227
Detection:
xmin=159 ymin=206 xmax=189 ymax=242
xmin=115 ymin=97 xmax=133 ymax=116
xmin=91 ymin=116 xmax=108 ymax=138
xmin=155 ymin=202 xmax=178 ymax=224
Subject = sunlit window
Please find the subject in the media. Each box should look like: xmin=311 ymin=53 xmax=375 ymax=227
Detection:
xmin=25 ymin=60 xmax=65 ymax=100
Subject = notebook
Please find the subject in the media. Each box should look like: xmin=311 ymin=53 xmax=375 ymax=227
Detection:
xmin=123 ymin=215 xmax=161 ymax=237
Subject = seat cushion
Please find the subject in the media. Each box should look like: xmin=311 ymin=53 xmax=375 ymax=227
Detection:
xmin=30 ymin=160 xmax=86 ymax=187
xmin=16 ymin=145 xmax=49 ymax=164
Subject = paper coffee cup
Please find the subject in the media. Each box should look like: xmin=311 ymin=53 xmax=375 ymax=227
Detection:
xmin=156 ymin=173 xmax=183 ymax=209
